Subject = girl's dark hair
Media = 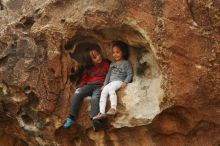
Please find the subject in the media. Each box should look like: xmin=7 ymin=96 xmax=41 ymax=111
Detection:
xmin=84 ymin=44 xmax=102 ymax=68
xmin=112 ymin=40 xmax=129 ymax=60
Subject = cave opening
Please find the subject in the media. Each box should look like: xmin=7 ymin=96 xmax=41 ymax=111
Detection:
xmin=62 ymin=26 xmax=164 ymax=127
xmin=64 ymin=26 xmax=161 ymax=81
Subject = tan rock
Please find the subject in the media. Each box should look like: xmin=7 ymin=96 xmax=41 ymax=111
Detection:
xmin=0 ymin=0 xmax=219 ymax=146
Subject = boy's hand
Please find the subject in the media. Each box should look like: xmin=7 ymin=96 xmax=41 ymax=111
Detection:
xmin=121 ymin=82 xmax=127 ymax=88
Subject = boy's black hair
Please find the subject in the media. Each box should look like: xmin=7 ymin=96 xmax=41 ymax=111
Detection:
xmin=84 ymin=44 xmax=102 ymax=68
xmin=112 ymin=40 xmax=129 ymax=60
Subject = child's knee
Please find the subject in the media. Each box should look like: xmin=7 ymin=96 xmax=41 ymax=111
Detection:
xmin=75 ymin=88 xmax=81 ymax=94
xmin=90 ymin=97 xmax=99 ymax=103
xmin=109 ymin=92 xmax=116 ymax=96
xmin=101 ymin=89 xmax=108 ymax=96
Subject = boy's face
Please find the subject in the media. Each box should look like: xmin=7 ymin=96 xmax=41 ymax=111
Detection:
xmin=112 ymin=46 xmax=123 ymax=61
xmin=89 ymin=50 xmax=102 ymax=66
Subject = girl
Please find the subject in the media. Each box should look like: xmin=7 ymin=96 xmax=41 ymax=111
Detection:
xmin=94 ymin=41 xmax=133 ymax=120
xmin=64 ymin=44 xmax=110 ymax=130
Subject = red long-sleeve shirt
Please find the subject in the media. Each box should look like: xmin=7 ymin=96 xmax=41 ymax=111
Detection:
xmin=79 ymin=60 xmax=110 ymax=87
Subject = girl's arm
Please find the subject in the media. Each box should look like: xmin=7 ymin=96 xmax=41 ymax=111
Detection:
xmin=124 ymin=61 xmax=133 ymax=83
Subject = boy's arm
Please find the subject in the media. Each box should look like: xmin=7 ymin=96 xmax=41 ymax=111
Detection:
xmin=124 ymin=62 xmax=133 ymax=83
xmin=103 ymin=65 xmax=112 ymax=86
xmin=79 ymin=70 xmax=88 ymax=87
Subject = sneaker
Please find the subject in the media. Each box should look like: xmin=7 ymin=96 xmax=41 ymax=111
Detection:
xmin=92 ymin=119 xmax=102 ymax=132
xmin=93 ymin=113 xmax=107 ymax=120
xmin=63 ymin=118 xmax=73 ymax=128
xmin=106 ymin=108 xmax=117 ymax=116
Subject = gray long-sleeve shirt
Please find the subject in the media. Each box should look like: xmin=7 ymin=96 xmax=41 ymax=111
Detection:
xmin=104 ymin=60 xmax=133 ymax=85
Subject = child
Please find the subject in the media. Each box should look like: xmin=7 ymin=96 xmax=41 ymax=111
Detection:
xmin=94 ymin=41 xmax=133 ymax=120
xmin=63 ymin=44 xmax=110 ymax=130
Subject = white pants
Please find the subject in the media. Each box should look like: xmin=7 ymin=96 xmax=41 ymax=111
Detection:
xmin=99 ymin=81 xmax=123 ymax=114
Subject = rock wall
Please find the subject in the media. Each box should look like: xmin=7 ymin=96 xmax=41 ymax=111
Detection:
xmin=0 ymin=0 xmax=219 ymax=146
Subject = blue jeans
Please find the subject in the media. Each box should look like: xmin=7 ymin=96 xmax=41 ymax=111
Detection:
xmin=68 ymin=84 xmax=101 ymax=120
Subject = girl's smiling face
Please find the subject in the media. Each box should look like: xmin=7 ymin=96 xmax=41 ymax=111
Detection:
xmin=89 ymin=50 xmax=102 ymax=66
xmin=112 ymin=46 xmax=123 ymax=62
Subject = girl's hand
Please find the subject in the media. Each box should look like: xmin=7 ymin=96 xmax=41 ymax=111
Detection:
xmin=121 ymin=82 xmax=127 ymax=88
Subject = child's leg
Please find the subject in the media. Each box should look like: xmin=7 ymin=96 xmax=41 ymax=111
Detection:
xmin=108 ymin=81 xmax=123 ymax=110
xmin=90 ymin=85 xmax=101 ymax=118
xmin=68 ymin=85 xmax=94 ymax=120
xmin=99 ymin=85 xmax=110 ymax=114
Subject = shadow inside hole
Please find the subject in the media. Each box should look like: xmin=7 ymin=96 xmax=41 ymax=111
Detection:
xmin=21 ymin=114 xmax=34 ymax=125
xmin=3 ymin=101 xmax=19 ymax=116
xmin=20 ymin=17 xmax=35 ymax=29
xmin=23 ymin=86 xmax=31 ymax=94
xmin=70 ymin=42 xmax=101 ymax=64
xmin=23 ymin=91 xmax=39 ymax=108
xmin=23 ymin=86 xmax=38 ymax=106
xmin=65 ymin=38 xmax=76 ymax=51
xmin=136 ymin=62 xmax=150 ymax=76
xmin=135 ymin=47 xmax=151 ymax=77
xmin=15 ymin=17 xmax=35 ymax=29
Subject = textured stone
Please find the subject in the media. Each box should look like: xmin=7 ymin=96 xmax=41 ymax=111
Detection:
xmin=0 ymin=0 xmax=219 ymax=146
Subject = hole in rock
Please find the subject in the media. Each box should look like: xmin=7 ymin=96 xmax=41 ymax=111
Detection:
xmin=21 ymin=114 xmax=34 ymax=125
xmin=24 ymin=92 xmax=39 ymax=108
xmin=3 ymin=101 xmax=19 ymax=116
xmin=63 ymin=26 xmax=164 ymax=127
xmin=64 ymin=37 xmax=76 ymax=51
xmin=60 ymin=19 xmax=65 ymax=23
xmin=23 ymin=86 xmax=31 ymax=94
xmin=20 ymin=16 xmax=35 ymax=29
xmin=64 ymin=27 xmax=161 ymax=79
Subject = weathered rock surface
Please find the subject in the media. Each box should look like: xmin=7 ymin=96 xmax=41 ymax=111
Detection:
xmin=0 ymin=0 xmax=219 ymax=146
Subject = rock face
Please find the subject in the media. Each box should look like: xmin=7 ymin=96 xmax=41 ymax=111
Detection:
xmin=0 ymin=0 xmax=219 ymax=146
